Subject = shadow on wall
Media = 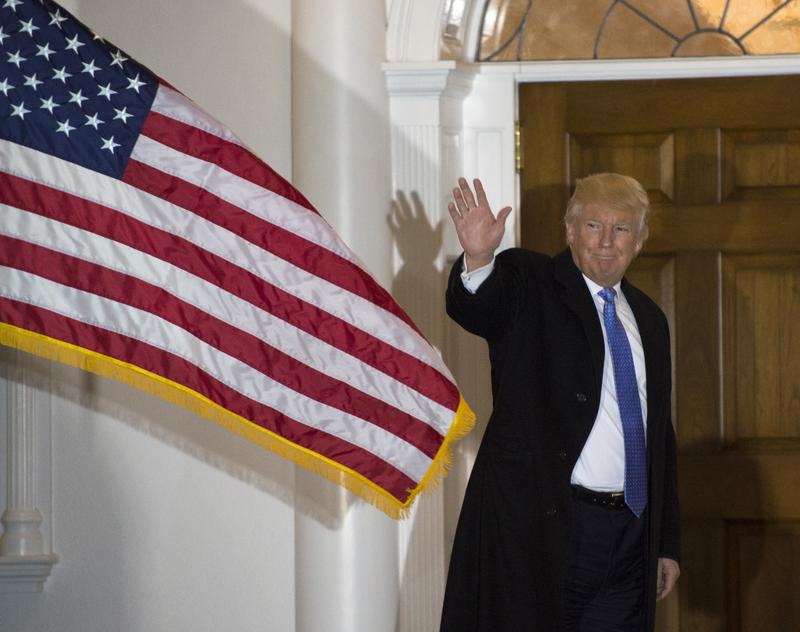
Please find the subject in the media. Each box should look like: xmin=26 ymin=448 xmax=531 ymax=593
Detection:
xmin=389 ymin=191 xmax=445 ymax=341
xmin=389 ymin=188 xmax=449 ymax=632
xmin=388 ymin=184 xmax=495 ymax=631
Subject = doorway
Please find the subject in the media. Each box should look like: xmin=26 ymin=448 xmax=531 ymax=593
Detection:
xmin=520 ymin=75 xmax=800 ymax=631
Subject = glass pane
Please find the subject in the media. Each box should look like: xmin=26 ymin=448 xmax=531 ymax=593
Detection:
xmin=476 ymin=0 xmax=800 ymax=60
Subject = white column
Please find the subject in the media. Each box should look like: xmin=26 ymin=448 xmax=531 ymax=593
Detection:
xmin=292 ymin=0 xmax=393 ymax=286
xmin=383 ymin=61 xmax=475 ymax=632
xmin=291 ymin=3 xmax=398 ymax=632
xmin=0 ymin=350 xmax=58 ymax=593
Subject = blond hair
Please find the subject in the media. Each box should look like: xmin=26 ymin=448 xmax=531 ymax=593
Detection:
xmin=564 ymin=173 xmax=650 ymax=243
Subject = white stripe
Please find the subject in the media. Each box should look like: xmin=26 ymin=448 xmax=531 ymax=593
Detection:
xmin=151 ymin=85 xmax=244 ymax=147
xmin=0 ymin=204 xmax=455 ymax=434
xmin=0 ymin=265 xmax=432 ymax=482
xmin=0 ymin=141 xmax=455 ymax=382
xmin=131 ymin=134 xmax=356 ymax=263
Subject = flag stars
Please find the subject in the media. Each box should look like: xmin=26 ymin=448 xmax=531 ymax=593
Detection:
xmin=10 ymin=101 xmax=30 ymax=119
xmin=48 ymin=9 xmax=68 ymax=28
xmin=81 ymin=59 xmax=101 ymax=77
xmin=64 ymin=34 xmax=84 ymax=54
xmin=39 ymin=96 xmax=59 ymax=114
xmin=113 ymin=106 xmax=132 ymax=124
xmin=0 ymin=26 xmax=9 ymax=46
xmin=126 ymin=73 xmax=146 ymax=93
xmin=36 ymin=42 xmax=55 ymax=61
xmin=110 ymin=50 xmax=128 ymax=68
xmin=55 ymin=119 xmax=75 ymax=136
xmin=97 ymin=82 xmax=116 ymax=100
xmin=84 ymin=112 xmax=103 ymax=129
xmin=68 ymin=89 xmax=88 ymax=107
xmin=100 ymin=136 xmax=120 ymax=153
xmin=0 ymin=78 xmax=13 ymax=96
xmin=3 ymin=0 xmax=23 ymax=12
xmin=52 ymin=66 xmax=72 ymax=82
xmin=18 ymin=18 xmax=39 ymax=37
xmin=23 ymin=73 xmax=43 ymax=91
xmin=7 ymin=50 xmax=26 ymax=67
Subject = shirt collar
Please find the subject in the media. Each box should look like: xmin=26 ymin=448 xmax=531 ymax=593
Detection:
xmin=581 ymin=274 xmax=621 ymax=299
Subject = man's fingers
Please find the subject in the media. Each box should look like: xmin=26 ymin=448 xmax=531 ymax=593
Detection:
xmin=496 ymin=206 xmax=512 ymax=225
xmin=452 ymin=186 xmax=468 ymax=215
xmin=459 ymin=177 xmax=477 ymax=209
xmin=663 ymin=568 xmax=679 ymax=595
xmin=474 ymin=178 xmax=489 ymax=209
xmin=447 ymin=202 xmax=462 ymax=223
xmin=656 ymin=559 xmax=680 ymax=602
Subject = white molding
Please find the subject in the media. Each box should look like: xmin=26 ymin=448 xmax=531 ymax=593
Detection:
xmin=383 ymin=61 xmax=476 ymax=98
xmin=460 ymin=0 xmax=486 ymax=64
xmin=387 ymin=0 xmax=449 ymax=62
xmin=386 ymin=0 xmax=489 ymax=63
xmin=0 ymin=351 xmax=57 ymax=593
xmin=0 ymin=554 xmax=58 ymax=594
xmin=480 ymin=54 xmax=800 ymax=82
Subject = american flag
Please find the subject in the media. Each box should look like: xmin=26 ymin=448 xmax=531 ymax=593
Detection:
xmin=0 ymin=0 xmax=473 ymax=517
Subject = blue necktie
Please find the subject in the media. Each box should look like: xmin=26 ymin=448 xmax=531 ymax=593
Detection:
xmin=599 ymin=287 xmax=647 ymax=517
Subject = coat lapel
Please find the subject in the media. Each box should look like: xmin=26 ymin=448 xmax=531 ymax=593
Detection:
xmin=553 ymin=249 xmax=605 ymax=395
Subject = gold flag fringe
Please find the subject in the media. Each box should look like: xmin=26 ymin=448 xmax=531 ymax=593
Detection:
xmin=0 ymin=323 xmax=476 ymax=519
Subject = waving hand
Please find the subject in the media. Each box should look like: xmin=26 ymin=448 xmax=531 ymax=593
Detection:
xmin=448 ymin=178 xmax=512 ymax=271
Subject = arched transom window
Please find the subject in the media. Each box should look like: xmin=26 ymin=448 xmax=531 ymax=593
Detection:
xmin=478 ymin=0 xmax=800 ymax=61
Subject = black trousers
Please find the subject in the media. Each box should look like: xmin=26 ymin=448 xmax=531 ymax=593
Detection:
xmin=561 ymin=494 xmax=647 ymax=631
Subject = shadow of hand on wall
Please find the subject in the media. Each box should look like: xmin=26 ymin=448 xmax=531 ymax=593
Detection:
xmin=388 ymin=190 xmax=445 ymax=346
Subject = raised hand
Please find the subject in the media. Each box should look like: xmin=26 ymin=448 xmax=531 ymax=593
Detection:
xmin=448 ymin=177 xmax=512 ymax=271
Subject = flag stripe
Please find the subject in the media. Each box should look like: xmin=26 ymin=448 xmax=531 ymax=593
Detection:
xmin=0 ymin=235 xmax=446 ymax=458
xmin=142 ymin=106 xmax=317 ymax=215
xmin=0 ymin=265 xmax=433 ymax=481
xmin=124 ymin=153 xmax=419 ymax=335
xmin=0 ymin=295 xmax=418 ymax=500
xmin=0 ymin=172 xmax=458 ymax=418
xmin=130 ymin=133 xmax=354 ymax=263
xmin=150 ymin=85 xmax=244 ymax=150
xmin=0 ymin=141 xmax=455 ymax=386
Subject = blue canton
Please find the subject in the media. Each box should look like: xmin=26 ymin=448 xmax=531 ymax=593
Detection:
xmin=599 ymin=287 xmax=648 ymax=518
xmin=0 ymin=0 xmax=157 ymax=178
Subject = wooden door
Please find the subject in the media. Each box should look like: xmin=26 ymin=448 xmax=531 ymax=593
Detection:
xmin=520 ymin=76 xmax=800 ymax=631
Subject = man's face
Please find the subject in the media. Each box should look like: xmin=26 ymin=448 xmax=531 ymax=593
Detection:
xmin=566 ymin=203 xmax=643 ymax=288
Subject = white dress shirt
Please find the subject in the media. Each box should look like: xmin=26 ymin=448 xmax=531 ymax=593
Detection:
xmin=460 ymin=256 xmax=648 ymax=492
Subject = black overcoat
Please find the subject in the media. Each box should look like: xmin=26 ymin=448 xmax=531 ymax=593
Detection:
xmin=440 ymin=247 xmax=680 ymax=631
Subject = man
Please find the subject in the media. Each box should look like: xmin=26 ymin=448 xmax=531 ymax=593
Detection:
xmin=440 ymin=174 xmax=680 ymax=631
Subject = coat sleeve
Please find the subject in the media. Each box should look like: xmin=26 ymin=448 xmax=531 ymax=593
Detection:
xmin=445 ymin=248 xmax=530 ymax=342
xmin=658 ymin=317 xmax=681 ymax=563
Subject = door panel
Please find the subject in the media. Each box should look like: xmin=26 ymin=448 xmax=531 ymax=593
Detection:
xmin=520 ymin=75 xmax=800 ymax=631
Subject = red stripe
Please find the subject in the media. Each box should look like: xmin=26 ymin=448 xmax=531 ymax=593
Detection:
xmin=142 ymin=109 xmax=317 ymax=214
xmin=0 ymin=235 xmax=445 ymax=457
xmin=0 ymin=171 xmax=459 ymax=411
xmin=125 ymin=145 xmax=420 ymax=338
xmin=0 ymin=296 xmax=417 ymax=501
